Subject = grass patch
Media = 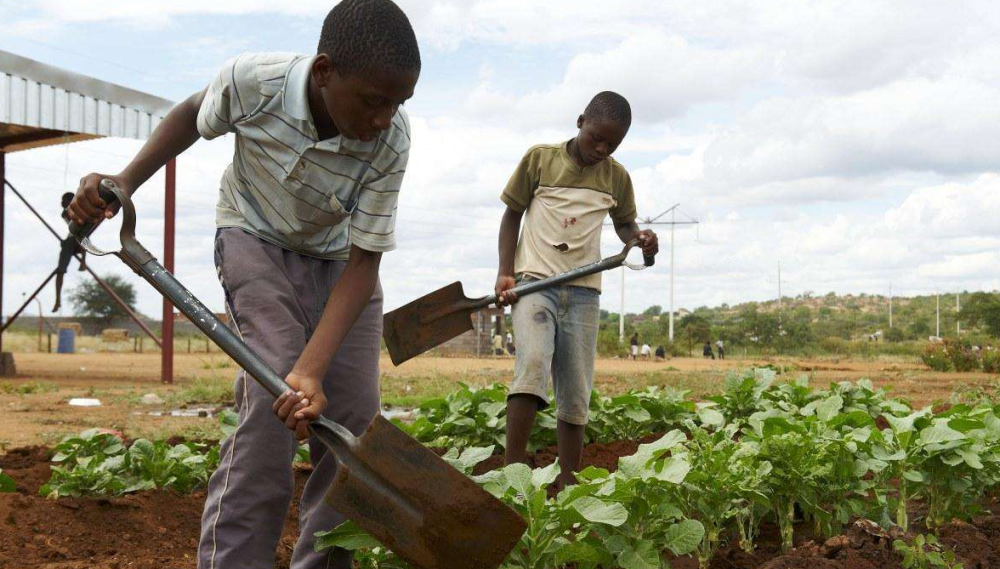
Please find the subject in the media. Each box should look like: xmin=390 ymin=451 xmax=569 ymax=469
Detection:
xmin=0 ymin=381 xmax=59 ymax=395
xmin=169 ymin=375 xmax=234 ymax=406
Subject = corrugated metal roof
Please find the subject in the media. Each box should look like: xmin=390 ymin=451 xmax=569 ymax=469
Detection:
xmin=0 ymin=49 xmax=175 ymax=152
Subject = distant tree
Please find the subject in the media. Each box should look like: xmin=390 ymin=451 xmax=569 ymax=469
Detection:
xmin=960 ymin=292 xmax=1000 ymax=338
xmin=599 ymin=309 xmax=610 ymax=320
xmin=69 ymin=274 xmax=138 ymax=319
xmin=643 ymin=305 xmax=662 ymax=316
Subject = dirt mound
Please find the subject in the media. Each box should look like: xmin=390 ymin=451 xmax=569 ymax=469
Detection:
xmin=0 ymin=447 xmax=308 ymax=569
xmin=0 ymin=446 xmax=52 ymax=495
xmin=761 ymin=520 xmax=899 ymax=569
xmin=938 ymin=520 xmax=1000 ymax=569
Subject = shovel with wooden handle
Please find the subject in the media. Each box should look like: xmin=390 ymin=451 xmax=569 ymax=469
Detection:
xmin=68 ymin=179 xmax=527 ymax=569
xmin=383 ymin=240 xmax=655 ymax=366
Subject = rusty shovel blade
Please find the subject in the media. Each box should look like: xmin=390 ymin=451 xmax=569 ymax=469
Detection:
xmin=383 ymin=281 xmax=480 ymax=366
xmin=319 ymin=415 xmax=527 ymax=569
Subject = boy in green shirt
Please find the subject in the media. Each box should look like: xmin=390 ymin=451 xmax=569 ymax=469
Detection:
xmin=495 ymin=91 xmax=658 ymax=488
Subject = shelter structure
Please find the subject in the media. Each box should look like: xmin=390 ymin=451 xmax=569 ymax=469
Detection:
xmin=0 ymin=49 xmax=177 ymax=381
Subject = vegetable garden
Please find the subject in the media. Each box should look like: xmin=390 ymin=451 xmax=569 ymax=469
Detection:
xmin=3 ymin=368 xmax=1000 ymax=568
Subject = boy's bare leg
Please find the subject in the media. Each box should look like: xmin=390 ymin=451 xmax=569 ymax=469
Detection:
xmin=52 ymin=273 xmax=64 ymax=312
xmin=555 ymin=420 xmax=585 ymax=489
xmin=504 ymin=394 xmax=541 ymax=466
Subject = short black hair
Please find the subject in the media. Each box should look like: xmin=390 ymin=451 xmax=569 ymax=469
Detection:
xmin=583 ymin=91 xmax=632 ymax=127
xmin=317 ymin=0 xmax=421 ymax=78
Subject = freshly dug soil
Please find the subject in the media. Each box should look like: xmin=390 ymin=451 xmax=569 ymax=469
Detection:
xmin=3 ymin=442 xmax=1000 ymax=569
xmin=0 ymin=447 xmax=307 ymax=569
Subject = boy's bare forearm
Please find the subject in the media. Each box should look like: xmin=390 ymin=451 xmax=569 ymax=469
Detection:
xmin=497 ymin=207 xmax=523 ymax=276
xmin=291 ymin=245 xmax=381 ymax=379
xmin=614 ymin=220 xmax=640 ymax=243
xmin=119 ymin=90 xmax=206 ymax=191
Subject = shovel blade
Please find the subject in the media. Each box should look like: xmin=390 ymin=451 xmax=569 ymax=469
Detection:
xmin=324 ymin=416 xmax=526 ymax=569
xmin=383 ymin=281 xmax=476 ymax=365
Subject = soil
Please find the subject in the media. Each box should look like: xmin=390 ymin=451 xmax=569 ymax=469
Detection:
xmin=3 ymin=440 xmax=1000 ymax=569
xmin=0 ymin=447 xmax=308 ymax=569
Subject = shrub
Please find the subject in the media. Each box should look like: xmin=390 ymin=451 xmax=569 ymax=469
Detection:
xmin=981 ymin=348 xmax=1000 ymax=374
xmin=945 ymin=338 xmax=980 ymax=372
xmin=921 ymin=343 xmax=951 ymax=372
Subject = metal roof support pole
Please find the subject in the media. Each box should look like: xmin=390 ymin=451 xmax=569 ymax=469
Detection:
xmin=161 ymin=158 xmax=175 ymax=384
xmin=2 ymin=178 xmax=161 ymax=348
xmin=0 ymin=269 xmax=57 ymax=333
xmin=0 ymin=151 xmax=8 ymax=374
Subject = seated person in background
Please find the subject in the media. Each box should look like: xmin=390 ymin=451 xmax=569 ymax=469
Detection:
xmin=640 ymin=343 xmax=651 ymax=360
xmin=654 ymin=345 xmax=666 ymax=361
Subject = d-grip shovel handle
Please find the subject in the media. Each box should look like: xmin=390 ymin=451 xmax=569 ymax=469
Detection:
xmin=67 ymin=181 xmax=355 ymax=445
xmin=67 ymin=179 xmax=121 ymax=241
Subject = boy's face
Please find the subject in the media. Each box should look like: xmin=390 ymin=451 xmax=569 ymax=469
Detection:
xmin=574 ymin=115 xmax=629 ymax=166
xmin=312 ymin=55 xmax=417 ymax=142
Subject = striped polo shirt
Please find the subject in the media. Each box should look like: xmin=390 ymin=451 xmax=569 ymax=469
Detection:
xmin=196 ymin=52 xmax=409 ymax=259
xmin=502 ymin=142 xmax=637 ymax=291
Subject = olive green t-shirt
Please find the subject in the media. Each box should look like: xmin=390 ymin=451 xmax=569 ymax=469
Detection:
xmin=501 ymin=141 xmax=637 ymax=291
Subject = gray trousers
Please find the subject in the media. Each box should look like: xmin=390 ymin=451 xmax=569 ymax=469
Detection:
xmin=198 ymin=228 xmax=382 ymax=569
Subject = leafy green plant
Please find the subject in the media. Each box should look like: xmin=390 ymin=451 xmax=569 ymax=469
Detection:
xmin=893 ymin=534 xmax=964 ymax=569
xmin=401 ymin=383 xmax=556 ymax=450
xmin=588 ymin=431 xmax=705 ymax=569
xmin=707 ymin=368 xmax=775 ymax=427
xmin=40 ymin=428 xmax=218 ymax=498
xmin=0 ymin=469 xmax=15 ymax=493
xmin=674 ymin=426 xmax=770 ymax=567
xmin=587 ymin=386 xmax=695 ymax=441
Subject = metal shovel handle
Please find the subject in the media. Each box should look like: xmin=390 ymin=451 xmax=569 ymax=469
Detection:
xmin=68 ymin=180 xmax=355 ymax=444
xmin=484 ymin=238 xmax=654 ymax=307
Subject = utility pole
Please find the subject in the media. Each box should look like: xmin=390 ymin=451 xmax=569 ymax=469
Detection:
xmin=605 ymin=203 xmax=698 ymax=345
xmin=777 ymin=261 xmax=783 ymax=326
xmin=936 ymin=292 xmax=940 ymax=337
xmin=669 ymin=208 xmax=676 ymax=342
xmin=956 ymin=292 xmax=961 ymax=336
xmin=888 ymin=283 xmax=893 ymax=328
xmin=619 ymin=267 xmax=625 ymax=342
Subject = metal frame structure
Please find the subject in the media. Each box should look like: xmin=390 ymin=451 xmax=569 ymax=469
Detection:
xmin=0 ymin=49 xmax=176 ymax=381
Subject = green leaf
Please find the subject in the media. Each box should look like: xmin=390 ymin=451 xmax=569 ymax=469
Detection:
xmin=314 ymin=522 xmax=381 ymax=552
xmin=571 ymin=496 xmax=628 ymax=526
xmin=653 ymin=456 xmax=691 ymax=484
xmin=554 ymin=540 xmax=605 ymax=566
xmin=618 ymin=430 xmax=686 ymax=478
xmin=0 ymin=470 xmax=15 ymax=493
xmin=697 ymin=408 xmax=725 ymax=428
xmin=919 ymin=424 xmax=965 ymax=445
xmin=816 ymin=395 xmax=844 ymax=422
xmin=617 ymin=540 xmax=660 ymax=569
xmin=502 ymin=463 xmax=534 ymax=496
xmin=663 ymin=519 xmax=705 ymax=555
xmin=531 ymin=461 xmax=560 ymax=488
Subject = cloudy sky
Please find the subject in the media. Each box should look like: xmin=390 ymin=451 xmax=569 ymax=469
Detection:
xmin=2 ymin=0 xmax=999 ymax=321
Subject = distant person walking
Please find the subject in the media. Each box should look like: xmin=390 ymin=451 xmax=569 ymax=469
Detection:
xmin=630 ymin=333 xmax=639 ymax=360
xmin=703 ymin=341 xmax=715 ymax=360
xmin=716 ymin=339 xmax=725 ymax=360
xmin=506 ymin=332 xmax=516 ymax=355
xmin=640 ymin=343 xmax=651 ymax=360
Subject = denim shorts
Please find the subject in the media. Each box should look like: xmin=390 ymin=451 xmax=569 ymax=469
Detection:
xmin=510 ymin=277 xmax=600 ymax=425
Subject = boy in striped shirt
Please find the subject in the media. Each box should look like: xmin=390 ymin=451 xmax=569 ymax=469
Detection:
xmin=66 ymin=1 xmax=419 ymax=567
xmin=495 ymin=92 xmax=658 ymax=489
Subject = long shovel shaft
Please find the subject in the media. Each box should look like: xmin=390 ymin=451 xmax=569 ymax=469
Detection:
xmin=422 ymin=241 xmax=652 ymax=324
